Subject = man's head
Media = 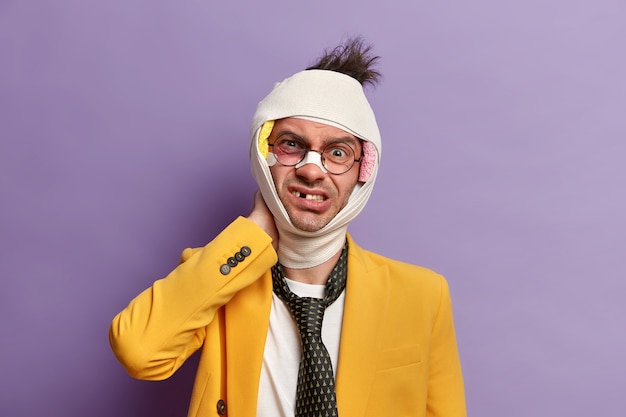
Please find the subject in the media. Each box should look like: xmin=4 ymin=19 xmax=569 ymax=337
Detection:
xmin=249 ymin=37 xmax=382 ymax=268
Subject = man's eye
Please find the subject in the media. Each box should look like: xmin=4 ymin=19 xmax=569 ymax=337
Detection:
xmin=277 ymin=138 xmax=305 ymax=154
xmin=325 ymin=146 xmax=351 ymax=160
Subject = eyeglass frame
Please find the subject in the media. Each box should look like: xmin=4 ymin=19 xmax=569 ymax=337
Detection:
xmin=268 ymin=136 xmax=364 ymax=175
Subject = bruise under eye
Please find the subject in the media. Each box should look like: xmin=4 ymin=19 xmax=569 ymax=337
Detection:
xmin=276 ymin=137 xmax=307 ymax=152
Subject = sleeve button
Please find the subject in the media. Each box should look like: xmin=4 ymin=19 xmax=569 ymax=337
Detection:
xmin=219 ymin=264 xmax=231 ymax=275
xmin=216 ymin=399 xmax=227 ymax=415
xmin=227 ymin=257 xmax=238 ymax=267
xmin=234 ymin=251 xmax=245 ymax=262
xmin=240 ymin=246 xmax=252 ymax=257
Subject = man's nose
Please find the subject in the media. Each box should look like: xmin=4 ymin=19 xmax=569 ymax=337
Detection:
xmin=294 ymin=151 xmax=328 ymax=181
xmin=295 ymin=151 xmax=327 ymax=173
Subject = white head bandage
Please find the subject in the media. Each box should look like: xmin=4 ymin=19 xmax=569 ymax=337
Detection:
xmin=250 ymin=70 xmax=381 ymax=268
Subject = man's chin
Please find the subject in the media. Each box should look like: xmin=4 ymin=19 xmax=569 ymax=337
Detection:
xmin=280 ymin=198 xmax=339 ymax=232
xmin=288 ymin=213 xmax=331 ymax=233
xmin=291 ymin=220 xmax=327 ymax=233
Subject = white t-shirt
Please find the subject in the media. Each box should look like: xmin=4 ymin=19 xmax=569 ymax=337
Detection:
xmin=256 ymin=278 xmax=345 ymax=417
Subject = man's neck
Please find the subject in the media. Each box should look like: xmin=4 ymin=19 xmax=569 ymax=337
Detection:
xmin=280 ymin=248 xmax=343 ymax=285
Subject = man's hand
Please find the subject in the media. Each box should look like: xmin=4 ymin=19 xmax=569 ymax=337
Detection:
xmin=247 ymin=190 xmax=278 ymax=252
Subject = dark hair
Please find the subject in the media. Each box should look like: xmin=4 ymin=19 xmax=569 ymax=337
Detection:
xmin=306 ymin=37 xmax=381 ymax=87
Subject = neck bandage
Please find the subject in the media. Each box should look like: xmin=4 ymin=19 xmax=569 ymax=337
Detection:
xmin=250 ymin=70 xmax=381 ymax=268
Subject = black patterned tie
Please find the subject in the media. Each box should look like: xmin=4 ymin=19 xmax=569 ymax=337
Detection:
xmin=271 ymin=242 xmax=348 ymax=417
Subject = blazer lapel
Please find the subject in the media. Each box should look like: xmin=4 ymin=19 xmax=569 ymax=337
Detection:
xmin=336 ymin=237 xmax=389 ymax=417
xmin=224 ymin=272 xmax=273 ymax=416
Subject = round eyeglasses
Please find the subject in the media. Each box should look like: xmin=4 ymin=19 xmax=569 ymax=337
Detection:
xmin=268 ymin=137 xmax=362 ymax=175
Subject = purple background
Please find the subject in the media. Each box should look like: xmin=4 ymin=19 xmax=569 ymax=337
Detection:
xmin=1 ymin=1 xmax=625 ymax=416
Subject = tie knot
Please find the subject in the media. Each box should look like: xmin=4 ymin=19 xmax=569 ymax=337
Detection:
xmin=290 ymin=297 xmax=325 ymax=337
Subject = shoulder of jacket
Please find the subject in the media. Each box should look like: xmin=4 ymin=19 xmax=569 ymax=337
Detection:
xmin=178 ymin=247 xmax=202 ymax=264
xmin=347 ymin=234 xmax=446 ymax=285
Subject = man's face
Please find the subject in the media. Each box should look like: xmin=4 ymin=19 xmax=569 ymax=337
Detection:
xmin=268 ymin=118 xmax=362 ymax=232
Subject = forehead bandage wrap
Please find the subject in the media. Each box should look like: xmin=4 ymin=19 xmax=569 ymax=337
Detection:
xmin=250 ymin=70 xmax=381 ymax=268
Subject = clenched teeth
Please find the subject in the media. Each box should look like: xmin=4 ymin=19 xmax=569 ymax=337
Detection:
xmin=292 ymin=191 xmax=326 ymax=201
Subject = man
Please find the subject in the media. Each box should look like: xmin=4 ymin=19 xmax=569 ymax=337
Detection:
xmin=110 ymin=38 xmax=466 ymax=417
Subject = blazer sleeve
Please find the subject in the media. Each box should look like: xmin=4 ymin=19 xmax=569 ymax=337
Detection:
xmin=109 ymin=216 xmax=277 ymax=381
xmin=426 ymin=276 xmax=467 ymax=417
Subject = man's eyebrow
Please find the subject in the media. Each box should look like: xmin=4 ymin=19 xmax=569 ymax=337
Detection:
xmin=331 ymin=136 xmax=360 ymax=146
xmin=275 ymin=130 xmax=305 ymax=141
xmin=326 ymin=136 xmax=362 ymax=152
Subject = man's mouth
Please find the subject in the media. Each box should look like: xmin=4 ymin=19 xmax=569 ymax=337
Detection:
xmin=291 ymin=191 xmax=326 ymax=201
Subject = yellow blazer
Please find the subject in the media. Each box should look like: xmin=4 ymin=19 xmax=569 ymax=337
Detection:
xmin=110 ymin=217 xmax=465 ymax=417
